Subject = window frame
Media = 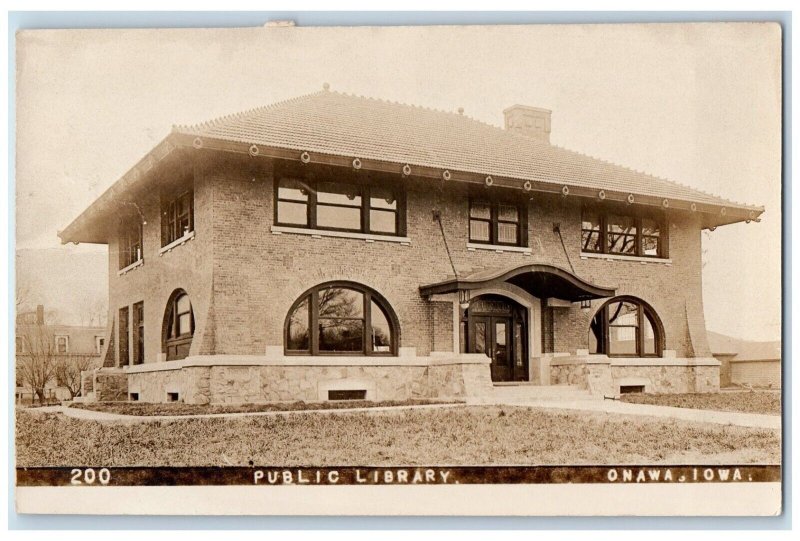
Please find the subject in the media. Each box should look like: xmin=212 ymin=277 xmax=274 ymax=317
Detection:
xmin=161 ymin=188 xmax=194 ymax=247
xmin=163 ymin=290 xmax=195 ymax=362
xmin=283 ymin=281 xmax=399 ymax=357
xmin=118 ymin=216 xmax=143 ymax=270
xmin=55 ymin=335 xmax=69 ymax=354
xmin=589 ymin=296 xmax=664 ymax=358
xmin=581 ymin=208 xmax=668 ymax=259
xmin=468 ymin=199 xmax=526 ymax=247
xmin=274 ymin=178 xmax=405 ymax=237
xmin=132 ymin=301 xmax=144 ymax=365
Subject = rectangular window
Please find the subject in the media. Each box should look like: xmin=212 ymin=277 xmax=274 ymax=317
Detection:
xmin=328 ymin=389 xmax=367 ymax=401
xmin=133 ymin=301 xmax=144 ymax=365
xmin=469 ymin=200 xmax=525 ymax=246
xmin=161 ymin=189 xmax=194 ymax=246
xmin=275 ymin=178 xmax=403 ymax=236
xmin=16 ymin=336 xmax=25 ymax=354
xmin=118 ymin=217 xmax=143 ymax=269
xmin=95 ymin=336 xmax=104 ymax=354
xmin=581 ymin=209 xmax=666 ymax=258
xmin=55 ymin=335 xmax=69 ymax=354
xmin=119 ymin=306 xmax=130 ymax=366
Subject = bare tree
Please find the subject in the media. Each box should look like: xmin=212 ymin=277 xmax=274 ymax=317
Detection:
xmin=54 ymin=353 xmax=98 ymax=399
xmin=16 ymin=324 xmax=57 ymax=405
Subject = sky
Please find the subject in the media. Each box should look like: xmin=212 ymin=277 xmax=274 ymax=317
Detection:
xmin=15 ymin=23 xmax=782 ymax=341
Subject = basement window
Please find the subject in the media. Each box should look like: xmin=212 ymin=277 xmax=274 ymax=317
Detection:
xmin=328 ymin=390 xmax=367 ymax=401
xmin=166 ymin=392 xmax=179 ymax=402
xmin=619 ymin=385 xmax=645 ymax=394
xmin=129 ymin=392 xmax=139 ymax=401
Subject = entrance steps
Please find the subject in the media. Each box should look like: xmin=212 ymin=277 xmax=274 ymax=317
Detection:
xmin=467 ymin=383 xmax=598 ymax=405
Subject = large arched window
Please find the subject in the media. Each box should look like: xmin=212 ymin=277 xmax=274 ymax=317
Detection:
xmin=589 ymin=296 xmax=663 ymax=357
xmin=163 ymin=289 xmax=194 ymax=361
xmin=285 ymin=282 xmax=398 ymax=356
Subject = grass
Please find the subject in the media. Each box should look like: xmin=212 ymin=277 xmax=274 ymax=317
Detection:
xmin=68 ymin=399 xmax=458 ymax=417
xmin=619 ymin=391 xmax=781 ymax=415
xmin=16 ymin=406 xmax=780 ymax=467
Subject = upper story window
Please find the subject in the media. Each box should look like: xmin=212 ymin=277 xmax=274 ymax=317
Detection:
xmin=469 ymin=200 xmax=525 ymax=246
xmin=275 ymin=178 xmax=403 ymax=236
xmin=55 ymin=335 xmax=69 ymax=354
xmin=581 ymin=209 xmax=666 ymax=258
xmin=95 ymin=336 xmax=105 ymax=355
xmin=161 ymin=187 xmax=194 ymax=247
xmin=163 ymin=290 xmax=194 ymax=361
xmin=285 ymin=282 xmax=399 ymax=356
xmin=16 ymin=336 xmax=25 ymax=354
xmin=119 ymin=216 xmax=143 ymax=269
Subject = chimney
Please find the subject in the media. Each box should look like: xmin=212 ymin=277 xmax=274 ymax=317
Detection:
xmin=36 ymin=304 xmax=44 ymax=326
xmin=503 ymin=105 xmax=552 ymax=143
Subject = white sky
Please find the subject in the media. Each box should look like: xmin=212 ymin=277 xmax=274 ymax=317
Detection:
xmin=15 ymin=23 xmax=782 ymax=341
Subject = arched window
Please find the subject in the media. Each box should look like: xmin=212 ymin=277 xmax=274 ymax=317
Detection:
xmin=589 ymin=296 xmax=663 ymax=357
xmin=163 ymin=289 xmax=194 ymax=361
xmin=285 ymin=282 xmax=399 ymax=356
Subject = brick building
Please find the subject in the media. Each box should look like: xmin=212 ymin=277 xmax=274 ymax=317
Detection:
xmin=59 ymin=89 xmax=764 ymax=404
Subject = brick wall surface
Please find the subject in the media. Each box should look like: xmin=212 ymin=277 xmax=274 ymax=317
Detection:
xmin=106 ymin=150 xmax=714 ymax=371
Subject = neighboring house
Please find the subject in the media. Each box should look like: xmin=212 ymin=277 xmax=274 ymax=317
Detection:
xmin=15 ymin=305 xmax=105 ymax=402
xmin=707 ymin=330 xmax=781 ymax=389
xmin=58 ymin=88 xmax=764 ymax=404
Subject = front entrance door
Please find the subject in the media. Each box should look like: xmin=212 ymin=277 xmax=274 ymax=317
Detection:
xmin=464 ymin=295 xmax=528 ymax=382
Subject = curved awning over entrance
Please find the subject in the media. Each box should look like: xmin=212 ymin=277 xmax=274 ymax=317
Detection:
xmin=419 ymin=263 xmax=616 ymax=302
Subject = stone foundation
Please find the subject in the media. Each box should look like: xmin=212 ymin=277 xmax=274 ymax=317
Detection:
xmin=550 ymin=355 xmax=720 ymax=396
xmin=92 ymin=368 xmax=129 ymax=402
xmin=125 ymin=354 xmax=493 ymax=404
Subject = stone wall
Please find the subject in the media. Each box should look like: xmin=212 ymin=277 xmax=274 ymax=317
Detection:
xmin=93 ymin=369 xmax=128 ymax=401
xmin=550 ymin=357 xmax=720 ymax=395
xmin=126 ymin=356 xmax=493 ymax=404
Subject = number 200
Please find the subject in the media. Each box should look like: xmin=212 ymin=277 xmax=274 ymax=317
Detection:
xmin=70 ymin=468 xmax=111 ymax=485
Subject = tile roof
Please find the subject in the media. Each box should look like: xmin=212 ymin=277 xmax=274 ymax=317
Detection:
xmin=174 ymin=89 xmax=762 ymax=213
xmin=707 ymin=331 xmax=781 ymax=362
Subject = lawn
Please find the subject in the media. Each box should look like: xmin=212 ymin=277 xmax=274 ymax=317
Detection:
xmin=619 ymin=391 xmax=781 ymax=415
xmin=16 ymin=406 xmax=780 ymax=467
xmin=69 ymin=398 xmax=457 ymax=416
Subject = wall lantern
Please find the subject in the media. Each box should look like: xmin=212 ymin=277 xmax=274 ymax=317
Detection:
xmin=580 ymin=299 xmax=592 ymax=313
xmin=459 ymin=289 xmax=471 ymax=310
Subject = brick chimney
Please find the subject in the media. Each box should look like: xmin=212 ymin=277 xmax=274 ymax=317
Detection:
xmin=503 ymin=105 xmax=551 ymax=143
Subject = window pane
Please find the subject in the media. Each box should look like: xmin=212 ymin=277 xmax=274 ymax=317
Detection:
xmin=498 ymin=205 xmax=519 ymax=222
xmin=370 ymin=209 xmax=396 ymax=234
xmin=370 ymin=188 xmax=397 ymax=210
xmin=643 ymin=314 xmax=656 ymax=354
xmin=178 ymin=313 xmax=191 ymax=335
xmin=317 ymin=182 xmax=362 ymax=206
xmin=319 ymin=318 xmax=364 ymax=352
xmin=317 ymin=205 xmax=361 ymax=230
xmin=473 ymin=322 xmax=486 ymax=354
xmin=176 ymin=294 xmax=190 ymax=314
xmin=608 ymin=326 xmax=638 ymax=355
xmin=277 ymin=201 xmax=308 ymax=225
xmin=470 ymin=201 xmax=491 ymax=219
xmin=514 ymin=322 xmax=523 ymax=367
xmin=318 ymin=288 xmax=364 ymax=319
xmin=607 ymin=215 xmax=637 ymax=254
xmin=608 ymin=301 xmax=638 ymax=326
xmin=497 ymin=222 xmax=518 ymax=244
xmin=582 ymin=231 xmax=602 ymax=252
xmin=287 ymin=297 xmax=310 ymax=351
xmin=642 ymin=218 xmax=661 ymax=256
xmin=370 ymin=301 xmax=392 ymax=353
xmin=470 ymin=220 xmax=490 ymax=242
xmin=278 ymin=179 xmax=309 ymax=201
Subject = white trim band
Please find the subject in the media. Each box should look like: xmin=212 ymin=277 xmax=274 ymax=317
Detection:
xmin=580 ymin=252 xmax=672 ymax=265
xmin=117 ymin=258 xmax=144 ymax=276
xmin=467 ymin=242 xmax=532 ymax=255
xmin=271 ymin=225 xmax=411 ymax=245
xmin=159 ymin=231 xmax=195 ymax=255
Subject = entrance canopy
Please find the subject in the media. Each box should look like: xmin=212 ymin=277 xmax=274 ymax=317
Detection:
xmin=419 ymin=263 xmax=616 ymax=302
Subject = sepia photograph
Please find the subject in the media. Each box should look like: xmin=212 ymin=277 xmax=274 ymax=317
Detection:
xmin=12 ymin=18 xmax=783 ymax=517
